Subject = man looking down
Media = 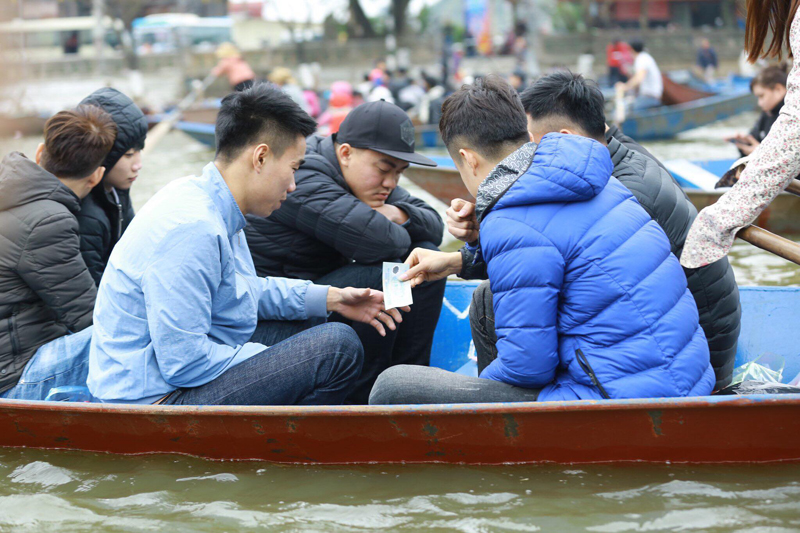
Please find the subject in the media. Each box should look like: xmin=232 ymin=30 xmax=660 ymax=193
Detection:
xmin=89 ymin=84 xmax=405 ymax=405
xmin=453 ymin=71 xmax=740 ymax=392
xmin=369 ymin=75 xmax=714 ymax=404
xmin=0 ymin=105 xmax=115 ymax=400
xmin=245 ymin=100 xmax=446 ymax=403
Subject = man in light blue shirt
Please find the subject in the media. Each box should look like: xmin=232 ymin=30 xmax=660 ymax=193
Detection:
xmin=88 ymin=83 xmax=405 ymax=405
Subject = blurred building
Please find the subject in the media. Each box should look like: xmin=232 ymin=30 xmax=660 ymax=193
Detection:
xmin=229 ymin=1 xmax=323 ymax=50
xmin=1 ymin=0 xmax=227 ymax=21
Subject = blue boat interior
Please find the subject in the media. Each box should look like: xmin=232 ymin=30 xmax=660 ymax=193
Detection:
xmin=432 ymin=282 xmax=800 ymax=386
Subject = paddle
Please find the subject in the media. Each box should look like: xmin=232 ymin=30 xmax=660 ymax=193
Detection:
xmin=737 ymin=226 xmax=800 ymax=266
xmin=142 ymin=72 xmax=217 ymax=157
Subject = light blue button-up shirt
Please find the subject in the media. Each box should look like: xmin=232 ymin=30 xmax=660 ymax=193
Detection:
xmin=88 ymin=163 xmax=329 ymax=404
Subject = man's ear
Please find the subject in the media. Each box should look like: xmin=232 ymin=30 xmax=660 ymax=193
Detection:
xmin=252 ymin=144 xmax=270 ymax=173
xmin=529 ymin=131 xmax=535 ymax=142
xmin=87 ymin=166 xmax=105 ymax=189
xmin=35 ymin=143 xmax=45 ymax=166
xmin=459 ymin=148 xmax=480 ymax=177
xmin=336 ymin=143 xmax=352 ymax=168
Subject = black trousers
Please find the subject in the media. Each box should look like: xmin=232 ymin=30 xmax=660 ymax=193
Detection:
xmin=469 ymin=280 xmax=498 ymax=375
xmin=316 ymin=241 xmax=446 ymax=404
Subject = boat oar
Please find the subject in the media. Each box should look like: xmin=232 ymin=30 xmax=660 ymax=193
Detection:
xmin=737 ymin=226 xmax=800 ymax=266
xmin=614 ymin=84 xmax=626 ymax=124
xmin=142 ymin=72 xmax=217 ymax=157
xmin=785 ymin=179 xmax=800 ymax=197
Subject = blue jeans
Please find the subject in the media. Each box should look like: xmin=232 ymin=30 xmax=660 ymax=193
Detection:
xmin=1 ymin=327 xmax=93 ymax=401
xmin=162 ymin=321 xmax=363 ymax=406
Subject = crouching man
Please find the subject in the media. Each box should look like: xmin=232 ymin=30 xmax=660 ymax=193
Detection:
xmin=88 ymin=84 xmax=405 ymax=405
xmin=369 ymin=76 xmax=714 ymax=404
xmin=245 ymin=101 xmax=446 ymax=403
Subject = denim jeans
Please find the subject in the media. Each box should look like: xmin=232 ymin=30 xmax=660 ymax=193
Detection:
xmin=315 ymin=241 xmax=446 ymax=404
xmin=368 ymin=365 xmax=540 ymax=404
xmin=163 ymin=321 xmax=363 ymax=406
xmin=1 ymin=327 xmax=93 ymax=401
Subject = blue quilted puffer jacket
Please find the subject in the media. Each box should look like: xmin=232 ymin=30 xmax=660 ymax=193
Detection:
xmin=477 ymin=133 xmax=715 ymax=401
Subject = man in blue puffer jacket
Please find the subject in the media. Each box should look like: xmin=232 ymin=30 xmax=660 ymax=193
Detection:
xmin=369 ymin=75 xmax=714 ymax=404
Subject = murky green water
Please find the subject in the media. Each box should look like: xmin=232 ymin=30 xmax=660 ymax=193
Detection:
xmin=2 ymin=116 xmax=800 ymax=531
xmin=2 ymin=448 xmax=800 ymax=532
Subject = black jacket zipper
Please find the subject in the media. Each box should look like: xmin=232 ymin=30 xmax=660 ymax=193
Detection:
xmin=8 ymin=313 xmax=20 ymax=357
xmin=575 ymin=348 xmax=611 ymax=399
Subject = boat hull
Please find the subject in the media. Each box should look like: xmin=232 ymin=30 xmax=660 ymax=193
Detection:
xmin=1 ymin=394 xmax=799 ymax=464
xmin=0 ymin=285 xmax=798 ymax=464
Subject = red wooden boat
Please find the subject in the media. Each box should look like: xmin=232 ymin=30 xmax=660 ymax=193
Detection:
xmin=0 ymin=283 xmax=798 ymax=464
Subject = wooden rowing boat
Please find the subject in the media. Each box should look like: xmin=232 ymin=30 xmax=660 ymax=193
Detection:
xmin=0 ymin=283 xmax=798 ymax=465
xmin=403 ymin=157 xmax=800 ymax=235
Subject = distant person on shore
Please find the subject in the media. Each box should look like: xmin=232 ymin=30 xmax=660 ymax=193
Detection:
xmin=445 ymin=71 xmax=740 ymax=392
xmin=0 ymin=106 xmax=116 ymax=401
xmin=616 ymin=40 xmax=663 ymax=111
xmin=727 ymin=66 xmax=788 ymax=157
xmin=696 ymin=38 xmax=719 ymax=82
xmin=269 ymin=67 xmax=310 ymax=113
xmin=606 ymin=37 xmax=632 ymax=85
xmin=76 ymin=88 xmax=148 ymax=286
xmin=212 ymin=42 xmax=256 ymax=92
xmin=369 ymin=76 xmax=713 ymax=405
xmin=88 ymin=84 xmax=404 ymax=406
xmin=244 ymin=101 xmax=445 ymax=404
xmin=682 ymin=1 xmax=800 ymax=269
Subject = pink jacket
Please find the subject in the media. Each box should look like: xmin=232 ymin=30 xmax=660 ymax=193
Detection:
xmin=212 ymin=57 xmax=255 ymax=87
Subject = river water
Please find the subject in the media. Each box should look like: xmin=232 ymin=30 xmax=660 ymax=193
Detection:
xmin=1 ymin=114 xmax=799 ymax=531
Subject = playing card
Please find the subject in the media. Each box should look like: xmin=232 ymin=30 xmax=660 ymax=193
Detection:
xmin=382 ymin=262 xmax=413 ymax=310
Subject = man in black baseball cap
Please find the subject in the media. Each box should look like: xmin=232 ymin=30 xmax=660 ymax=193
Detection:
xmin=245 ymin=100 xmax=446 ymax=404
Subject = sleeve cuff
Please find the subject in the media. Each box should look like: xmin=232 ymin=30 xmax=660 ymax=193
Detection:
xmin=305 ymin=284 xmax=330 ymax=318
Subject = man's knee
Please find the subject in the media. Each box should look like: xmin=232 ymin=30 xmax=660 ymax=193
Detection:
xmin=368 ymin=364 xmax=420 ymax=405
xmin=319 ymin=322 xmax=364 ymax=372
xmin=469 ymin=280 xmax=493 ymax=327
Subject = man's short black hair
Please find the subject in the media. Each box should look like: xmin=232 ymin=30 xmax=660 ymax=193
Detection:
xmin=439 ymin=75 xmax=529 ymax=160
xmin=215 ymin=82 xmax=317 ymax=162
xmin=520 ymin=70 xmax=606 ymax=142
xmin=630 ymin=40 xmax=645 ymax=53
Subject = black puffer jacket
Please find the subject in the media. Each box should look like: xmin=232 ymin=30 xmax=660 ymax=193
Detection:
xmin=246 ymin=135 xmax=444 ymax=280
xmin=77 ymin=87 xmax=146 ymax=286
xmin=0 ymin=153 xmax=96 ymax=393
xmin=606 ymin=133 xmax=741 ymax=390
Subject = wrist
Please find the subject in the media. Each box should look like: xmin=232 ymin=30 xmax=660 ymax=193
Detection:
xmin=326 ymin=287 xmax=341 ymax=313
xmin=447 ymin=251 xmax=463 ymax=276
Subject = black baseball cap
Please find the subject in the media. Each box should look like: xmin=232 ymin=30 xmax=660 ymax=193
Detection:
xmin=335 ymin=100 xmax=437 ymax=167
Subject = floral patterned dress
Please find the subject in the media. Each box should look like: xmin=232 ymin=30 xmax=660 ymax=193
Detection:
xmin=681 ymin=16 xmax=800 ymax=269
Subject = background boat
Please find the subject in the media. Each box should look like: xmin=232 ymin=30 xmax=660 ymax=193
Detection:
xmin=0 ymin=283 xmax=798 ymax=465
xmin=403 ymin=156 xmax=800 ymax=236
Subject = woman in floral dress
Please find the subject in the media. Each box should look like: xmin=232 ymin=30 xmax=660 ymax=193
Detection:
xmin=681 ymin=0 xmax=800 ymax=269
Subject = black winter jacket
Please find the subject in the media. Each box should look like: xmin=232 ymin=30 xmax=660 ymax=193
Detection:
xmin=246 ymin=135 xmax=445 ymax=280
xmin=78 ymin=187 xmax=135 ymax=285
xmin=747 ymin=99 xmax=784 ymax=150
xmin=77 ymin=87 xmax=146 ymax=286
xmin=461 ymin=130 xmax=741 ymax=390
xmin=606 ymin=134 xmax=741 ymax=390
xmin=0 ymin=153 xmax=96 ymax=393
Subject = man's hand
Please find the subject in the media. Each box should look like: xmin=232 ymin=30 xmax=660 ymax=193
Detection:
xmin=327 ymin=287 xmax=408 ymax=336
xmin=401 ymin=248 xmax=462 ymax=288
xmin=374 ymin=204 xmax=409 ymax=225
xmin=736 ymin=134 xmax=760 ymax=156
xmin=446 ymin=198 xmax=479 ymax=243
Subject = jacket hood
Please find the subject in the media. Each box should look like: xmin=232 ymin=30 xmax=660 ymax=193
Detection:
xmin=0 ymin=152 xmax=80 ymax=213
xmin=606 ymin=135 xmax=629 ymax=166
xmin=477 ymin=133 xmax=612 ymax=220
xmin=80 ymin=87 xmax=147 ymax=173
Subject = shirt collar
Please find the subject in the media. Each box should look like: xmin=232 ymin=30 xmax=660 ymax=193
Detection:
xmin=201 ymin=162 xmax=247 ymax=238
